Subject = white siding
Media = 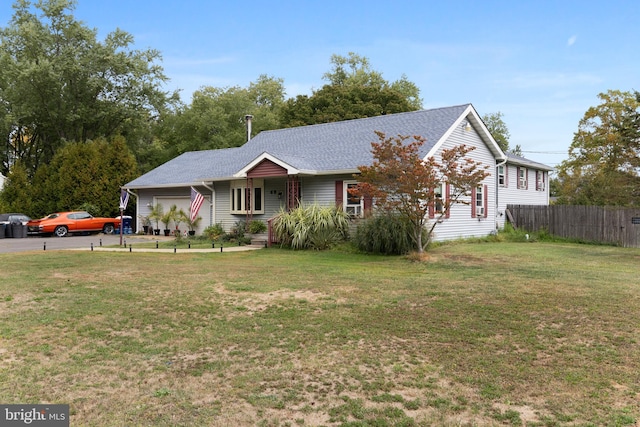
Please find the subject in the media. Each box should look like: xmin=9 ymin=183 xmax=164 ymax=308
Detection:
xmin=300 ymin=174 xmax=352 ymax=206
xmin=427 ymin=122 xmax=498 ymax=242
xmin=496 ymin=164 xmax=549 ymax=228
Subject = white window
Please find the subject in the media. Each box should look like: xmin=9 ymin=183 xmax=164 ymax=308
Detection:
xmin=230 ymin=179 xmax=264 ymax=214
xmin=498 ymin=165 xmax=506 ymax=187
xmin=475 ymin=186 xmax=484 ymax=216
xmin=536 ymin=171 xmax=545 ymax=191
xmin=518 ymin=167 xmax=528 ymax=189
xmin=344 ymin=181 xmax=363 ymax=217
xmin=434 ymin=183 xmax=444 ymax=214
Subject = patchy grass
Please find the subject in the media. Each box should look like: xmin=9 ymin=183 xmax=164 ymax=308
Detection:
xmin=0 ymin=242 xmax=639 ymax=426
xmin=116 ymin=235 xmax=246 ymax=249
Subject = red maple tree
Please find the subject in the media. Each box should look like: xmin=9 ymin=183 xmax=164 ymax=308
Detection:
xmin=352 ymin=131 xmax=490 ymax=252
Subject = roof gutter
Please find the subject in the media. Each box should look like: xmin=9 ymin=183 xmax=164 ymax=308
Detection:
xmin=200 ymin=182 xmax=215 ymax=227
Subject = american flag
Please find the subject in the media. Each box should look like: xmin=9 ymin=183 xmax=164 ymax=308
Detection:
xmin=119 ymin=189 xmax=129 ymax=210
xmin=190 ymin=187 xmax=204 ymax=221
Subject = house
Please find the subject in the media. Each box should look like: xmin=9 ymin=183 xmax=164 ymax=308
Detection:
xmin=124 ymin=104 xmax=552 ymax=242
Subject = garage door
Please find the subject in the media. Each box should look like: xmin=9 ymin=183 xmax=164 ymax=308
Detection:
xmin=154 ymin=196 xmax=210 ymax=235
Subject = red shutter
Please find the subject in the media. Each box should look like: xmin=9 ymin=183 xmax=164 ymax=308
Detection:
xmin=516 ymin=167 xmax=521 ymax=189
xmin=335 ymin=181 xmax=343 ymax=208
xmin=525 ymin=169 xmax=529 ymax=190
xmin=471 ymin=188 xmax=476 ymax=218
xmin=483 ymin=185 xmax=488 ymax=218
xmin=363 ymin=195 xmax=372 ymax=214
xmin=287 ymin=176 xmax=300 ymax=211
xmin=445 ymin=183 xmax=451 ymax=219
xmin=428 ymin=188 xmax=435 ymax=219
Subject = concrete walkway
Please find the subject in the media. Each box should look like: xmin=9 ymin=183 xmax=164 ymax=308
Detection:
xmin=84 ymin=244 xmax=263 ymax=253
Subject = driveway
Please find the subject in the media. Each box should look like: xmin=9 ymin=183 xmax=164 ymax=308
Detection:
xmin=0 ymin=234 xmax=145 ymax=254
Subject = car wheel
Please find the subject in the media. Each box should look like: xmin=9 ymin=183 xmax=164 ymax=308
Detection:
xmin=103 ymin=224 xmax=115 ymax=234
xmin=54 ymin=226 xmax=69 ymax=237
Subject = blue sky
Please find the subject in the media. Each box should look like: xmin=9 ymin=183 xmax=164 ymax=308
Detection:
xmin=1 ymin=1 xmax=638 ymax=168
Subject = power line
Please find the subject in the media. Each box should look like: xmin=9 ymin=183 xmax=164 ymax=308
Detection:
xmin=520 ymin=150 xmax=566 ymax=154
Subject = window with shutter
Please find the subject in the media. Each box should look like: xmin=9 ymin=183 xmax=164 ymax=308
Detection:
xmin=344 ymin=181 xmax=363 ymax=217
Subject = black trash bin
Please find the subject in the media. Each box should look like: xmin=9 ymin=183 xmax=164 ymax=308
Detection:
xmin=11 ymin=223 xmax=24 ymax=238
xmin=0 ymin=223 xmax=5 ymax=239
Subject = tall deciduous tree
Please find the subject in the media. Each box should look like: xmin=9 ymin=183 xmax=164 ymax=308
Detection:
xmin=280 ymin=84 xmax=413 ymax=128
xmin=556 ymin=90 xmax=640 ymax=206
xmin=352 ymin=132 xmax=489 ymax=253
xmin=0 ymin=0 xmax=174 ymax=176
xmin=156 ymin=74 xmax=285 ymax=160
xmin=482 ymin=111 xmax=511 ymax=152
xmin=280 ymin=53 xmax=421 ymax=127
xmin=322 ymin=52 xmax=422 ymax=109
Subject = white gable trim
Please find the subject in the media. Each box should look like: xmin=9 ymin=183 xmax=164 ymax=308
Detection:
xmin=234 ymin=152 xmax=301 ymax=178
xmin=425 ymin=104 xmax=507 ymax=161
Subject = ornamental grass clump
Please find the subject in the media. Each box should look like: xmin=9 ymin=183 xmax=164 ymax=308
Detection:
xmin=273 ymin=203 xmax=350 ymax=250
xmin=353 ymin=212 xmax=414 ymax=255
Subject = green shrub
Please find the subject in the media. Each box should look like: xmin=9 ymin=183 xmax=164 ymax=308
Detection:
xmin=77 ymin=202 xmax=100 ymax=217
xmin=203 ymin=223 xmax=225 ymax=241
xmin=272 ymin=203 xmax=350 ymax=250
xmin=230 ymin=220 xmax=246 ymax=239
xmin=353 ymin=212 xmax=414 ymax=255
xmin=248 ymin=220 xmax=267 ymax=234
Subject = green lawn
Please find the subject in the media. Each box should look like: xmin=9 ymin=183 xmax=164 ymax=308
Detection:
xmin=0 ymin=242 xmax=638 ymax=426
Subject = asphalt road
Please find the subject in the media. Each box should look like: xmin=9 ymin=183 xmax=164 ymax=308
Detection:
xmin=0 ymin=233 xmax=144 ymax=253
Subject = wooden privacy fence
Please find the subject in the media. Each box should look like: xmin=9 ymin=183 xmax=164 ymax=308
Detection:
xmin=506 ymin=204 xmax=640 ymax=248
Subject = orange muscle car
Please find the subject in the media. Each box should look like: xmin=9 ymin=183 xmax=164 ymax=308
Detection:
xmin=28 ymin=211 xmax=121 ymax=237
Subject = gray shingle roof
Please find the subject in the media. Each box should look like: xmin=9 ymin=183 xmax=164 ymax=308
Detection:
xmin=126 ymin=148 xmax=244 ymax=187
xmin=125 ymin=104 xmax=480 ymax=188
xmin=506 ymin=153 xmax=555 ymax=171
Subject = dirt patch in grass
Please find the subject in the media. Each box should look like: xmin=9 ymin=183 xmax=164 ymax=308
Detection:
xmin=210 ymin=283 xmax=345 ymax=317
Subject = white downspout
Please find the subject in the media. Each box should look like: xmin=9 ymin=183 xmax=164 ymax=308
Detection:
xmin=201 ymin=182 xmax=215 ymax=227
xmin=495 ymin=158 xmax=507 ymax=230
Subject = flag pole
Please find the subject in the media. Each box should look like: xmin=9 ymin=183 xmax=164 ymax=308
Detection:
xmin=120 ymin=207 xmax=124 ymax=246
xmin=119 ymin=189 xmax=131 ymax=246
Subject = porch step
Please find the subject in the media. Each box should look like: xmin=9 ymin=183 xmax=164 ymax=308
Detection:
xmin=249 ymin=233 xmax=268 ymax=247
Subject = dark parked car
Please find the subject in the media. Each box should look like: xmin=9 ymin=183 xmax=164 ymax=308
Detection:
xmin=0 ymin=213 xmax=30 ymax=224
xmin=0 ymin=213 xmax=31 ymax=238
